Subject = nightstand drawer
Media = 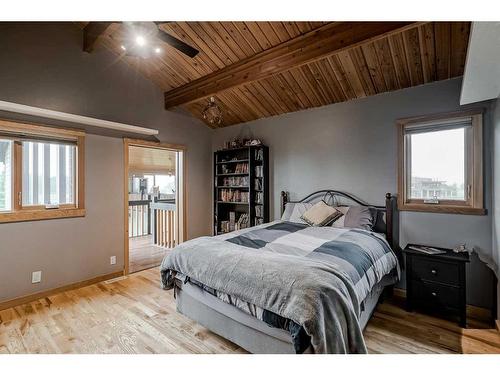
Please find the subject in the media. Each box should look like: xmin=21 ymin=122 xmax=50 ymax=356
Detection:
xmin=412 ymin=257 xmax=460 ymax=286
xmin=412 ymin=280 xmax=460 ymax=310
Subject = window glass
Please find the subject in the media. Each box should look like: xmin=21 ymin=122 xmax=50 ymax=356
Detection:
xmin=0 ymin=139 xmax=13 ymax=211
xmin=155 ymin=174 xmax=175 ymax=199
xmin=22 ymin=141 xmax=76 ymax=206
xmin=409 ymin=127 xmax=465 ymax=201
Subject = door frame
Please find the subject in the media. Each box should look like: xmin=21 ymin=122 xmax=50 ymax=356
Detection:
xmin=123 ymin=138 xmax=187 ymax=275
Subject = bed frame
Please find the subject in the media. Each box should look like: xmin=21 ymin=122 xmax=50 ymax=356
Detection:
xmin=175 ymin=190 xmax=399 ymax=353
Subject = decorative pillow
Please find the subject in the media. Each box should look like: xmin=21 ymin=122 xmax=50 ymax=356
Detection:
xmin=281 ymin=202 xmax=313 ymax=224
xmin=300 ymin=201 xmax=343 ymax=227
xmin=331 ymin=205 xmax=377 ymax=231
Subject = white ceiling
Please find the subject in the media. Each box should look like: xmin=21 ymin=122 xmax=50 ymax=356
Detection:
xmin=460 ymin=22 xmax=500 ymax=105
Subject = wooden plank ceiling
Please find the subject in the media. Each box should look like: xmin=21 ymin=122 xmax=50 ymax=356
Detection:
xmin=92 ymin=22 xmax=470 ymax=128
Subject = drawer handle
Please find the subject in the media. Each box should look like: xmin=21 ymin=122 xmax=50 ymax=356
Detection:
xmin=431 ymin=292 xmax=437 ymax=297
xmin=431 ymin=269 xmax=437 ymax=275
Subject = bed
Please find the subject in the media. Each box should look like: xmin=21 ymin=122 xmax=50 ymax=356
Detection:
xmin=160 ymin=190 xmax=400 ymax=354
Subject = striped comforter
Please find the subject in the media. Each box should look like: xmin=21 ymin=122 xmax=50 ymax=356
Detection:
xmin=161 ymin=221 xmax=399 ymax=353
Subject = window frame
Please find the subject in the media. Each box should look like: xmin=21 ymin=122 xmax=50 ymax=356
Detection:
xmin=397 ymin=109 xmax=485 ymax=215
xmin=0 ymin=138 xmax=13 ymax=212
xmin=0 ymin=119 xmax=85 ymax=223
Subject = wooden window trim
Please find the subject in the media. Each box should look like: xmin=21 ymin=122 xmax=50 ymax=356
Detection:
xmin=397 ymin=109 xmax=485 ymax=215
xmin=0 ymin=119 xmax=85 ymax=223
xmin=123 ymin=138 xmax=187 ymax=276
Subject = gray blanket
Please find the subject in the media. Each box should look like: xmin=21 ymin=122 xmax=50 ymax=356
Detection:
xmin=161 ymin=221 xmax=398 ymax=353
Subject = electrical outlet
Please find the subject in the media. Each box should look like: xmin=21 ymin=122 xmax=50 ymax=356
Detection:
xmin=32 ymin=271 xmax=42 ymax=284
xmin=110 ymin=256 xmax=116 ymax=265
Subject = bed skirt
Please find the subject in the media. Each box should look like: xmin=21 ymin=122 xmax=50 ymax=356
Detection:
xmin=174 ymin=275 xmax=393 ymax=354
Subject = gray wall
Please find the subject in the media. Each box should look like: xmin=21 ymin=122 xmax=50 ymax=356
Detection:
xmin=0 ymin=23 xmax=212 ymax=302
xmin=0 ymin=135 xmax=124 ymax=300
xmin=212 ymin=78 xmax=496 ymax=308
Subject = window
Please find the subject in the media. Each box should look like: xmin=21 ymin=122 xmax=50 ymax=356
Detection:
xmin=21 ymin=141 xmax=76 ymax=206
xmin=0 ymin=120 xmax=85 ymax=223
xmin=0 ymin=139 xmax=13 ymax=211
xmin=397 ymin=110 xmax=484 ymax=215
xmin=128 ymin=174 xmax=175 ymax=199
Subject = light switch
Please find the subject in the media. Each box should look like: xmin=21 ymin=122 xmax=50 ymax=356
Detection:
xmin=32 ymin=271 xmax=42 ymax=284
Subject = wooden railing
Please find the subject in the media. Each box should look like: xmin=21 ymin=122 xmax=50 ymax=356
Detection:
xmin=152 ymin=201 xmax=176 ymax=248
xmin=128 ymin=198 xmax=177 ymax=248
xmin=128 ymin=200 xmax=151 ymax=238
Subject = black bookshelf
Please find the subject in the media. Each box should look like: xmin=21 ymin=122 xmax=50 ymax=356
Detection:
xmin=213 ymin=145 xmax=269 ymax=235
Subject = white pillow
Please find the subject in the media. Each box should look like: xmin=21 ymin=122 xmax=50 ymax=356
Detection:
xmin=331 ymin=206 xmax=349 ymax=228
xmin=301 ymin=201 xmax=343 ymax=227
xmin=281 ymin=202 xmax=313 ymax=224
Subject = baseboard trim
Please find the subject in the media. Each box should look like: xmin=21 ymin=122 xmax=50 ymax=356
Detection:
xmin=0 ymin=270 xmax=124 ymax=312
xmin=393 ymin=287 xmax=492 ymax=323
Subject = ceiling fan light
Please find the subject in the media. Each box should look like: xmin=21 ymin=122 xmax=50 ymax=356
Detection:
xmin=120 ymin=45 xmax=127 ymax=51
xmin=154 ymin=47 xmax=162 ymax=54
xmin=135 ymin=35 xmax=146 ymax=46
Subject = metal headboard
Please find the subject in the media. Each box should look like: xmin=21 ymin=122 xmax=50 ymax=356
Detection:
xmin=280 ymin=190 xmax=398 ymax=256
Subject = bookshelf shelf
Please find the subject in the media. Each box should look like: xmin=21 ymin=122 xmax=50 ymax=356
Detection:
xmin=217 ymin=201 xmax=249 ymax=204
xmin=216 ymin=173 xmax=249 ymax=176
xmin=214 ymin=145 xmax=269 ymax=235
xmin=216 ymin=159 xmax=249 ymax=164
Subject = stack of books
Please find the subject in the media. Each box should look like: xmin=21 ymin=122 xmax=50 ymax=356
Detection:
xmin=234 ymin=163 xmax=249 ymax=173
xmin=235 ymin=213 xmax=249 ymax=230
xmin=219 ymin=189 xmax=249 ymax=203
xmin=220 ymin=212 xmax=250 ymax=233
xmin=222 ymin=176 xmax=249 ymax=187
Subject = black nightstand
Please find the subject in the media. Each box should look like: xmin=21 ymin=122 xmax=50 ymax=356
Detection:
xmin=403 ymin=244 xmax=469 ymax=327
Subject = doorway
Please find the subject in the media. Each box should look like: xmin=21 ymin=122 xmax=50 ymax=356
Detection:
xmin=124 ymin=139 xmax=185 ymax=274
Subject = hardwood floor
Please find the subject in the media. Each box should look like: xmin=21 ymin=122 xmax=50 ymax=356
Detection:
xmin=0 ymin=267 xmax=498 ymax=354
xmin=129 ymin=235 xmax=169 ymax=274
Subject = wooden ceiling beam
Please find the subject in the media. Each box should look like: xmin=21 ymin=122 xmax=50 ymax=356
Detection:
xmin=83 ymin=22 xmax=113 ymax=53
xmin=164 ymin=22 xmax=419 ymax=109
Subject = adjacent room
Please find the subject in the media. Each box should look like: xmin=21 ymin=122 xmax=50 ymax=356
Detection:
xmin=126 ymin=143 xmax=183 ymax=273
xmin=0 ymin=16 xmax=499 ymax=359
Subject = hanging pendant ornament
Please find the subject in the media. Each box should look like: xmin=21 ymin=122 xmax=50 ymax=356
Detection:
xmin=202 ymin=96 xmax=223 ymax=126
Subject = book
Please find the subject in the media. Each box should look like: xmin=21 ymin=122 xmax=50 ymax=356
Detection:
xmin=229 ymin=211 xmax=236 ymax=232
xmin=408 ymin=245 xmax=446 ymax=255
xmin=255 ymin=192 xmax=263 ymax=204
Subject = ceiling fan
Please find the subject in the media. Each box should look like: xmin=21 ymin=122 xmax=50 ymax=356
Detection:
xmin=118 ymin=22 xmax=199 ymax=59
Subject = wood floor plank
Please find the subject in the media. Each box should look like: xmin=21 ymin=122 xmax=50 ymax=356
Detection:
xmin=129 ymin=235 xmax=170 ymax=274
xmin=0 ymin=267 xmax=498 ymax=354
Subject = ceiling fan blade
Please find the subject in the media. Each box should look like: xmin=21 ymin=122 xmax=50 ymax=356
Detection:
xmin=156 ymin=30 xmax=199 ymax=58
